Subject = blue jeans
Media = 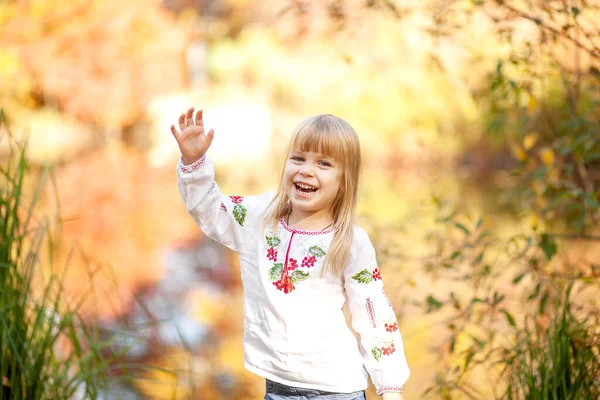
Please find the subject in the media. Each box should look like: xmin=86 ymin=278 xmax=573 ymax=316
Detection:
xmin=264 ymin=379 xmax=366 ymax=400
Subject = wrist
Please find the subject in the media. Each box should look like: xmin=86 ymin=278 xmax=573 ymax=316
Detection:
xmin=182 ymin=154 xmax=205 ymax=166
xmin=381 ymin=393 xmax=404 ymax=400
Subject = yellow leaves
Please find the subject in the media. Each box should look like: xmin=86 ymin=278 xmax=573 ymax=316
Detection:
xmin=527 ymin=96 xmax=537 ymax=116
xmin=522 ymin=132 xmax=538 ymax=150
xmin=530 ymin=213 xmax=539 ymax=229
xmin=512 ymin=132 xmax=540 ymax=162
xmin=511 ymin=145 xmax=527 ymax=162
xmin=539 ymin=147 xmax=555 ymax=166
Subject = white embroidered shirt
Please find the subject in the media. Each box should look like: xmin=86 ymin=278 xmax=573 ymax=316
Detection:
xmin=177 ymin=155 xmax=410 ymax=395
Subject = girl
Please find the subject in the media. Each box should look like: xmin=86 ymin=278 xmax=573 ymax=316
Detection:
xmin=171 ymin=108 xmax=410 ymax=399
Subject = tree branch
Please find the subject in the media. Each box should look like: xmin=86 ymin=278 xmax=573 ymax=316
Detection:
xmin=497 ymin=2 xmax=600 ymax=60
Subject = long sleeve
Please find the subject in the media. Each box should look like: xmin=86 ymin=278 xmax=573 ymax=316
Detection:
xmin=343 ymin=228 xmax=410 ymax=395
xmin=176 ymin=155 xmax=270 ymax=254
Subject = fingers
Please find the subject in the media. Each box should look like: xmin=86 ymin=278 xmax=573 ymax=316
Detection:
xmin=175 ymin=108 xmax=208 ymax=140
xmin=185 ymin=107 xmax=194 ymax=126
xmin=206 ymin=129 xmax=215 ymax=146
xmin=195 ymin=109 xmax=204 ymax=130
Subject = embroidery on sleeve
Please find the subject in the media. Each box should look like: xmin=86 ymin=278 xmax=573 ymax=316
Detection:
xmin=371 ymin=340 xmax=396 ymax=361
xmin=376 ymin=386 xmax=404 ymax=395
xmin=220 ymin=202 xmax=227 ymax=211
xmin=229 ymin=196 xmax=247 ymax=226
xmin=351 ymin=267 xmax=382 ymax=284
xmin=384 ymin=320 xmax=398 ymax=333
xmin=208 ymin=182 xmax=217 ymax=194
xmin=366 ymin=298 xmax=377 ymax=328
xmin=180 ymin=155 xmax=205 ymax=173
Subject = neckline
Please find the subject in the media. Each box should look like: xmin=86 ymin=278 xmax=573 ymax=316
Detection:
xmin=279 ymin=218 xmax=335 ymax=235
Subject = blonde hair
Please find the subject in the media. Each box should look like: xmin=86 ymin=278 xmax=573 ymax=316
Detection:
xmin=262 ymin=114 xmax=361 ymax=276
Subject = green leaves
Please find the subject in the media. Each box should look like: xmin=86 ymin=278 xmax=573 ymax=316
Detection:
xmin=351 ymin=269 xmax=373 ymax=284
xmin=308 ymin=245 xmax=325 ymax=258
xmin=290 ymin=270 xmax=309 ymax=283
xmin=233 ymin=204 xmax=247 ymax=226
xmin=269 ymin=264 xmax=283 ymax=281
xmin=539 ymin=233 xmax=557 ymax=260
xmin=265 ymin=236 xmax=281 ymax=248
xmin=426 ymin=295 xmax=443 ymax=313
xmin=501 ymin=309 xmax=516 ymax=327
xmin=371 ymin=347 xmax=382 ymax=362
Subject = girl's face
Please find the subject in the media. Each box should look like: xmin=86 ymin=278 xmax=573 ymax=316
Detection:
xmin=283 ymin=150 xmax=342 ymax=221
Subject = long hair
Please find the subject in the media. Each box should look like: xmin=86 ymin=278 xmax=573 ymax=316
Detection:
xmin=262 ymin=114 xmax=361 ymax=276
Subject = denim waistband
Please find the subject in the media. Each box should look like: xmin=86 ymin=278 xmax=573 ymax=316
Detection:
xmin=265 ymin=379 xmax=364 ymax=399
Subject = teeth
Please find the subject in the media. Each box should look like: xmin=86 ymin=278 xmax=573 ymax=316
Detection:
xmin=296 ymin=183 xmax=317 ymax=190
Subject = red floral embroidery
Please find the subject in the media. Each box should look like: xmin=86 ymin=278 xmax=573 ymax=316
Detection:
xmin=382 ymin=343 xmax=396 ymax=355
xmin=268 ymin=235 xmax=322 ymax=294
xmin=301 ymin=255 xmax=317 ymax=268
xmin=273 ymin=274 xmax=295 ymax=294
xmin=372 ymin=342 xmax=396 ymax=361
xmin=220 ymin=203 xmax=227 ymax=211
xmin=372 ymin=268 xmax=382 ymax=281
xmin=267 ymin=248 xmax=278 ymax=261
xmin=384 ymin=321 xmax=398 ymax=333
xmin=229 ymin=196 xmax=243 ymax=204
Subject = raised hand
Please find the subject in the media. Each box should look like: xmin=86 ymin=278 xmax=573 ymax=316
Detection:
xmin=170 ymin=107 xmax=215 ymax=165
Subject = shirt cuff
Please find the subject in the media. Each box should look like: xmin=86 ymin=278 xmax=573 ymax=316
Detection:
xmin=179 ymin=155 xmax=205 ymax=174
xmin=376 ymin=386 xmax=404 ymax=395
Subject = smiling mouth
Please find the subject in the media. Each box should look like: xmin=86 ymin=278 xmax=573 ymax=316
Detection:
xmin=294 ymin=183 xmax=318 ymax=195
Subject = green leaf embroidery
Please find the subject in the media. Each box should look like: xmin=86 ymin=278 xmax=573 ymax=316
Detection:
xmin=308 ymin=245 xmax=326 ymax=258
xmin=233 ymin=204 xmax=247 ymax=226
xmin=372 ymin=347 xmax=382 ymax=362
xmin=265 ymin=236 xmax=281 ymax=248
xmin=290 ymin=270 xmax=309 ymax=283
xmin=269 ymin=264 xmax=283 ymax=281
xmin=351 ymin=269 xmax=373 ymax=284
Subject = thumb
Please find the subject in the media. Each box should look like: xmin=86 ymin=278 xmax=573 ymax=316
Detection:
xmin=170 ymin=125 xmax=179 ymax=140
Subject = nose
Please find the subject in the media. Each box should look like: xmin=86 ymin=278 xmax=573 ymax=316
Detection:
xmin=299 ymin=165 xmax=315 ymax=177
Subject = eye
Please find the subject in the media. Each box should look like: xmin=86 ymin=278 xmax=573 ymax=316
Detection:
xmin=291 ymin=155 xmax=304 ymax=162
xmin=318 ymin=160 xmax=332 ymax=167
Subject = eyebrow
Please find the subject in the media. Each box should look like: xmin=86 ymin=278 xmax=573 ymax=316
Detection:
xmin=290 ymin=150 xmax=335 ymax=160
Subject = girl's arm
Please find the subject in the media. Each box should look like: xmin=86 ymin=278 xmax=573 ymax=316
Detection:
xmin=177 ymin=155 xmax=261 ymax=252
xmin=343 ymin=227 xmax=410 ymax=397
xmin=173 ymin=108 xmax=268 ymax=252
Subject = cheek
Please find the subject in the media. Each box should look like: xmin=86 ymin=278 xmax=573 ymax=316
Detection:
xmin=283 ymin=165 xmax=295 ymax=182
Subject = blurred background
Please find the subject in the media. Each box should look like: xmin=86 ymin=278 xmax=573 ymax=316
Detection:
xmin=1 ymin=0 xmax=599 ymax=399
